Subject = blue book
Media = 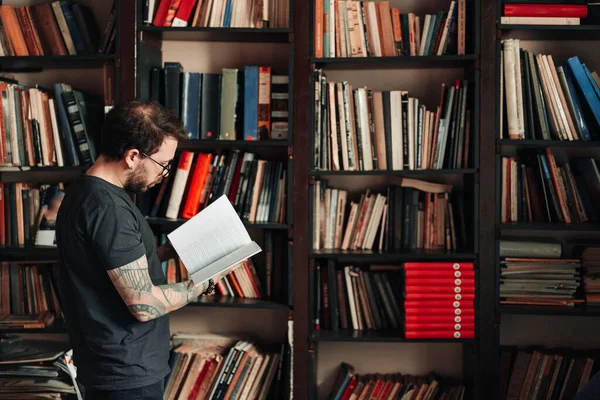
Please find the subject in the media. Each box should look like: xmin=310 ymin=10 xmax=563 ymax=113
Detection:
xmin=561 ymin=66 xmax=591 ymax=140
xmin=243 ymin=66 xmax=259 ymax=140
xmin=180 ymin=72 xmax=201 ymax=139
xmin=60 ymin=2 xmax=87 ymax=55
xmin=52 ymin=83 xmax=79 ymax=166
xmin=565 ymin=56 xmax=600 ymax=132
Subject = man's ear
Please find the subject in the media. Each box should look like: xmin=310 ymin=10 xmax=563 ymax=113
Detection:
xmin=124 ymin=149 xmax=139 ymax=170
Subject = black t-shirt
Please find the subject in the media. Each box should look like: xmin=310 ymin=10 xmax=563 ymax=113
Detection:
xmin=55 ymin=175 xmax=170 ymax=391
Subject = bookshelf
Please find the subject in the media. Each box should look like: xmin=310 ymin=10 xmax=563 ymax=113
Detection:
xmin=483 ymin=0 xmax=600 ymax=398
xmin=0 ymin=0 xmax=120 ymax=336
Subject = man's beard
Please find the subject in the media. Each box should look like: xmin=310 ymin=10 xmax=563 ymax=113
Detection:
xmin=124 ymin=166 xmax=152 ymax=193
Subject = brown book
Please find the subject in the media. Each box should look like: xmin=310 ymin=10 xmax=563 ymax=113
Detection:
xmin=376 ymin=1 xmax=396 ymax=57
xmin=336 ymin=270 xmax=348 ymax=329
xmin=0 ymin=6 xmax=28 ymax=56
xmin=31 ymin=3 xmax=67 ymax=56
xmin=19 ymin=90 xmax=35 ymax=167
xmin=15 ymin=6 xmax=41 ymax=56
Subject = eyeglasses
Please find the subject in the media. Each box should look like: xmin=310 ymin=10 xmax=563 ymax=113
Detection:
xmin=140 ymin=152 xmax=172 ymax=177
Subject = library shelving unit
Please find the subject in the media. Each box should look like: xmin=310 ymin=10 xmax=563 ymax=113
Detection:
xmin=304 ymin=0 xmax=484 ymax=398
xmin=479 ymin=0 xmax=600 ymax=398
xmin=0 ymin=0 xmax=121 ymax=335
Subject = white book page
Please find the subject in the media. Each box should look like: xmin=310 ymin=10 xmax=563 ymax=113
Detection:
xmin=167 ymin=195 xmax=255 ymax=276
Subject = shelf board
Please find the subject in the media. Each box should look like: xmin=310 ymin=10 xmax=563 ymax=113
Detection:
xmin=139 ymin=26 xmax=292 ymax=42
xmin=0 ymin=166 xmax=85 ymax=173
xmin=497 ymin=139 xmax=600 ymax=148
xmin=310 ymin=168 xmax=477 ymax=177
xmin=498 ymin=24 xmax=600 ymax=31
xmin=497 ymin=223 xmax=600 ymax=232
xmin=145 ymin=217 xmax=289 ymax=231
xmin=0 ymin=319 xmax=65 ymax=334
xmin=310 ymin=329 xmax=474 ymax=343
xmin=311 ymin=54 xmax=478 ymax=69
xmin=0 ymin=54 xmax=117 ymax=71
xmin=188 ymin=296 xmax=289 ymax=309
xmin=499 ymin=305 xmax=600 ymax=317
xmin=0 ymin=245 xmax=58 ymax=259
xmin=310 ymin=249 xmax=477 ymax=262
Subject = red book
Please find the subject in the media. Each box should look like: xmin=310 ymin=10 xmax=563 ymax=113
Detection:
xmin=404 ymin=262 xmax=474 ymax=271
xmin=404 ymin=277 xmax=476 ymax=286
xmin=405 ymin=315 xmax=475 ymax=324
xmin=405 ymin=307 xmax=475 ymax=316
xmin=340 ymin=375 xmax=357 ymax=400
xmin=404 ymin=269 xmax=475 ymax=278
xmin=504 ymin=4 xmax=587 ymax=18
xmin=405 ymin=322 xmax=475 ymax=331
xmin=404 ymin=300 xmax=474 ymax=308
xmin=405 ymin=330 xmax=475 ymax=339
xmin=404 ymin=292 xmax=475 ymax=301
xmin=405 ymin=285 xmax=475 ymax=294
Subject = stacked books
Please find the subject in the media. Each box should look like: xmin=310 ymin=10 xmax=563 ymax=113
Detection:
xmin=163 ymin=333 xmax=285 ymax=400
xmin=499 ymin=258 xmax=583 ymax=307
xmin=139 ymin=150 xmax=287 ymax=224
xmin=0 ymin=262 xmax=62 ymax=330
xmin=501 ymin=1 xmax=588 ymax=26
xmin=327 ymin=362 xmax=466 ymax=399
xmin=0 ymin=79 xmax=103 ymax=167
xmin=581 ymin=247 xmax=600 ymax=306
xmin=500 ymin=150 xmax=600 ymax=224
xmin=313 ymin=71 xmax=471 ymax=171
xmin=0 ymin=337 xmax=80 ymax=399
xmin=403 ymin=262 xmax=475 ymax=340
xmin=500 ymin=40 xmax=600 ymax=141
xmin=312 ymin=178 xmax=466 ymax=252
xmin=146 ymin=0 xmax=289 ymax=28
xmin=148 ymin=63 xmax=289 ymax=141
xmin=500 ymin=346 xmax=597 ymax=400
xmin=312 ymin=263 xmax=403 ymax=331
xmin=0 ymin=1 xmax=115 ymax=56
xmin=313 ymin=0 xmax=466 ymax=58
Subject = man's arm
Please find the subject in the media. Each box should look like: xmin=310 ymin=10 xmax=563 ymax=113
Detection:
xmin=107 ymin=254 xmax=211 ymax=322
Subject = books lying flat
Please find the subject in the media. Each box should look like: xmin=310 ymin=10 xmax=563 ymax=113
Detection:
xmin=167 ymin=195 xmax=262 ymax=285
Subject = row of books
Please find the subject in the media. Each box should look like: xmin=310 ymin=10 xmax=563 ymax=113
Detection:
xmin=138 ymin=150 xmax=287 ymax=224
xmin=163 ymin=333 xmax=286 ymax=400
xmin=147 ymin=0 xmax=289 ymax=28
xmin=501 ymin=40 xmax=600 ymax=141
xmin=149 ymin=63 xmax=289 ymax=141
xmin=313 ymin=0 xmax=466 ymax=58
xmin=313 ymin=71 xmax=471 ymax=171
xmin=403 ymin=262 xmax=474 ymax=340
xmin=312 ymin=179 xmax=467 ymax=252
xmin=499 ymin=151 xmax=600 ymax=224
xmin=499 ymin=257 xmax=583 ymax=307
xmin=328 ymin=362 xmax=466 ymax=400
xmin=313 ymin=263 xmax=403 ymax=331
xmin=313 ymin=262 xmax=475 ymax=339
xmin=0 ymin=1 xmax=116 ymax=56
xmin=500 ymin=2 xmax=599 ymax=25
xmin=0 ymin=79 xmax=103 ymax=168
xmin=0 ymin=183 xmax=64 ymax=247
xmin=0 ymin=337 xmax=80 ymax=399
xmin=581 ymin=246 xmax=600 ymax=306
xmin=500 ymin=346 xmax=598 ymax=400
xmin=0 ymin=262 xmax=61 ymax=330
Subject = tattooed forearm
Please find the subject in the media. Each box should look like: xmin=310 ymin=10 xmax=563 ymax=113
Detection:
xmin=107 ymin=256 xmax=203 ymax=322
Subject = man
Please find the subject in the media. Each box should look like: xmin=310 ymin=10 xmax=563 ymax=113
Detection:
xmin=56 ymin=101 xmax=214 ymax=399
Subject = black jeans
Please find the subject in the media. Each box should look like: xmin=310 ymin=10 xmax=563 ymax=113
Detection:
xmin=84 ymin=379 xmax=164 ymax=400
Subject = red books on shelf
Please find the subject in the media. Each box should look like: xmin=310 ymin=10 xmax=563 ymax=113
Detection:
xmin=504 ymin=4 xmax=588 ymax=18
xmin=403 ymin=262 xmax=475 ymax=340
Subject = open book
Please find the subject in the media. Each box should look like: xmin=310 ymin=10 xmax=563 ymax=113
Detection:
xmin=167 ymin=195 xmax=262 ymax=285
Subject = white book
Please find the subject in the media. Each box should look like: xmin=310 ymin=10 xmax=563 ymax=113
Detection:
xmin=500 ymin=17 xmax=580 ymax=25
xmin=167 ymin=195 xmax=262 ymax=285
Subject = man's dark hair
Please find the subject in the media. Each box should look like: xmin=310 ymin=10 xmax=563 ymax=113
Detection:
xmin=99 ymin=101 xmax=188 ymax=161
